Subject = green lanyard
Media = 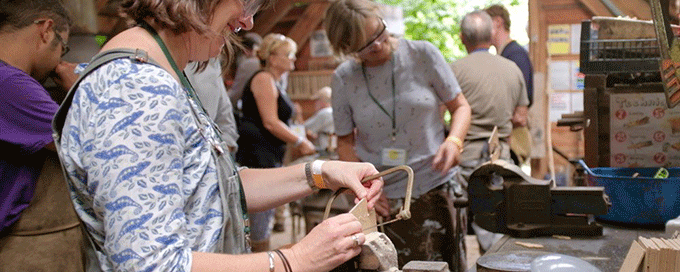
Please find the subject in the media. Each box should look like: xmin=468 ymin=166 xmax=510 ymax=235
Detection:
xmin=139 ymin=21 xmax=251 ymax=243
xmin=361 ymin=54 xmax=397 ymax=141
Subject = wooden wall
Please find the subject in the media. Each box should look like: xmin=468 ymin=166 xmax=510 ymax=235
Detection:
xmin=528 ymin=0 xmax=651 ymax=179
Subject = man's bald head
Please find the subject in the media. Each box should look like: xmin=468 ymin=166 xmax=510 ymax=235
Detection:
xmin=460 ymin=10 xmax=493 ymax=49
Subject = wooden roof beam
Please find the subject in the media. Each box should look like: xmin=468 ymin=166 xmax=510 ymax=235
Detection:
xmin=578 ymin=0 xmax=615 ymax=16
xmin=610 ymin=0 xmax=651 ymax=20
xmin=286 ymin=2 xmax=330 ymax=50
xmin=252 ymin=0 xmax=297 ymax=36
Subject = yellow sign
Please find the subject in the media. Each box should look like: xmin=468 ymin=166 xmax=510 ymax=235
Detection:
xmin=548 ymin=24 xmax=570 ymax=55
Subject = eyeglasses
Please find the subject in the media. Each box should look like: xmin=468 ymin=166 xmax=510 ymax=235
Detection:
xmin=34 ymin=19 xmax=69 ymax=57
xmin=241 ymin=0 xmax=264 ymax=18
xmin=356 ymin=19 xmax=388 ymax=54
xmin=53 ymin=31 xmax=70 ymax=57
xmin=232 ymin=0 xmax=263 ymax=32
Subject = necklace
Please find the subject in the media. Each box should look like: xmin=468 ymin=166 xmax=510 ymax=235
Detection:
xmin=138 ymin=21 xmax=251 ymax=245
xmin=361 ymin=53 xmax=397 ymax=141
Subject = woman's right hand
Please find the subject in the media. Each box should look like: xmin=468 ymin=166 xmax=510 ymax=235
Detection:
xmin=297 ymin=139 xmax=316 ymax=156
xmin=288 ymin=213 xmax=364 ymax=272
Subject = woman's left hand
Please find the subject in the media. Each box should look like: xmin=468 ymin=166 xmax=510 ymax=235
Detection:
xmin=321 ymin=161 xmax=383 ymax=211
xmin=432 ymin=140 xmax=461 ymax=174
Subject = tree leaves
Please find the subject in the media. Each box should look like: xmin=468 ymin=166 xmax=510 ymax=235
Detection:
xmin=376 ymin=0 xmax=524 ymax=61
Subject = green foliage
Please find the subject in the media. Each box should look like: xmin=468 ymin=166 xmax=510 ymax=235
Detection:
xmin=376 ymin=0 xmax=523 ymax=62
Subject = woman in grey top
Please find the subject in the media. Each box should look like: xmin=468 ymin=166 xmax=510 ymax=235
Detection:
xmin=324 ymin=0 xmax=472 ymax=270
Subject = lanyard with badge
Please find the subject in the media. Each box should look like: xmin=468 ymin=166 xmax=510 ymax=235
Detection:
xmin=139 ymin=21 xmax=251 ymax=247
xmin=361 ymin=54 xmax=406 ymax=166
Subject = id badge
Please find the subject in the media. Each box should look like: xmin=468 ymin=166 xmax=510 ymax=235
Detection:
xmin=381 ymin=148 xmax=407 ymax=166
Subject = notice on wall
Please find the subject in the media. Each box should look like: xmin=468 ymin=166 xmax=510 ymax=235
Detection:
xmin=610 ymin=93 xmax=680 ymax=167
xmin=570 ymin=24 xmax=581 ymax=55
xmin=548 ymin=24 xmax=571 ymax=55
xmin=550 ymin=61 xmax=571 ymax=91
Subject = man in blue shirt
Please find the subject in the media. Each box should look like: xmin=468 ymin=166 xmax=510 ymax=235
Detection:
xmin=486 ymin=4 xmax=535 ymax=166
xmin=486 ymin=4 xmax=534 ymax=107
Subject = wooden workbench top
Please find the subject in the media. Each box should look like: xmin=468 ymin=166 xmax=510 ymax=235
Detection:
xmin=466 ymin=223 xmax=671 ymax=272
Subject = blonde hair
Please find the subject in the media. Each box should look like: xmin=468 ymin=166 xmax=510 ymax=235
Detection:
xmin=323 ymin=0 xmax=380 ymax=56
xmin=257 ymin=33 xmax=297 ymax=65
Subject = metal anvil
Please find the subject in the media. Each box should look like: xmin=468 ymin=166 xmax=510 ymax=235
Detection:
xmin=468 ymin=160 xmax=611 ymax=238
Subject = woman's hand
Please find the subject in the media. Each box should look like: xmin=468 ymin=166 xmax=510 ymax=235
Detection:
xmin=432 ymin=140 xmax=461 ymax=174
xmin=297 ymin=139 xmax=316 ymax=156
xmin=320 ymin=161 xmax=383 ymax=211
xmin=288 ymin=214 xmax=365 ymax=272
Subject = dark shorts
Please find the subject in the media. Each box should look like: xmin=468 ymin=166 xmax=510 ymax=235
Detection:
xmin=383 ymin=180 xmax=468 ymax=272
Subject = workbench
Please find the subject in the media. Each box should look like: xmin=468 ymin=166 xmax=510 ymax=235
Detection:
xmin=466 ymin=223 xmax=671 ymax=272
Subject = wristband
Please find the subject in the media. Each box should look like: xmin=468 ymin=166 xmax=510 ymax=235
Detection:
xmin=311 ymin=160 xmax=327 ymax=189
xmin=267 ymin=251 xmax=275 ymax=272
xmin=446 ymin=136 xmax=464 ymax=151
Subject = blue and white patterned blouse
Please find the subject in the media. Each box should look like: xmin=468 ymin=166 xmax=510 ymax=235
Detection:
xmin=59 ymin=59 xmax=230 ymax=271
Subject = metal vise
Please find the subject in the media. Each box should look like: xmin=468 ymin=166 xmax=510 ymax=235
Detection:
xmin=468 ymin=160 xmax=611 ymax=238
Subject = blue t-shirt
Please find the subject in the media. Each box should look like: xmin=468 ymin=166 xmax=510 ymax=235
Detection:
xmin=0 ymin=60 xmax=58 ymax=232
xmin=501 ymin=41 xmax=534 ymax=107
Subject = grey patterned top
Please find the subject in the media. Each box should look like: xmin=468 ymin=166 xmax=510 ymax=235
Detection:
xmin=332 ymin=39 xmax=463 ymax=199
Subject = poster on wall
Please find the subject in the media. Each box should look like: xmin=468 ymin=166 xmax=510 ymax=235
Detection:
xmin=610 ymin=93 xmax=680 ymax=167
xmin=548 ymin=24 xmax=570 ymax=55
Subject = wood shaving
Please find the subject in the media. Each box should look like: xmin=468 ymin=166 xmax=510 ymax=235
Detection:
xmin=581 ymin=257 xmax=610 ymax=261
xmin=515 ymin=241 xmax=544 ymax=249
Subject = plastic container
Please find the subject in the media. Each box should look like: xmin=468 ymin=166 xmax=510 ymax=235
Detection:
xmin=579 ymin=160 xmax=680 ymax=226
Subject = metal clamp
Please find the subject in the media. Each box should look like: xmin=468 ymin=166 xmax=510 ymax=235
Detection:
xmin=323 ymin=165 xmax=414 ymax=223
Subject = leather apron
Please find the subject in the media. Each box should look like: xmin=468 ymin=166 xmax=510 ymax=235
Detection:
xmin=0 ymin=151 xmax=85 ymax=271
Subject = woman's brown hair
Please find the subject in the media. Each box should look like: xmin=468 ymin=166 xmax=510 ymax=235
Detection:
xmin=323 ymin=0 xmax=380 ymax=56
xmin=120 ymin=0 xmax=222 ymax=35
xmin=120 ymin=0 xmax=272 ymax=71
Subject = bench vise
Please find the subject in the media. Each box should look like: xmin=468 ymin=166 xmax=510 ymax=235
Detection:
xmin=468 ymin=160 xmax=611 ymax=238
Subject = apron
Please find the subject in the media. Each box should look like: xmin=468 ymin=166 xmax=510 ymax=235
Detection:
xmin=0 ymin=151 xmax=85 ymax=271
xmin=51 ymin=48 xmax=250 ymax=271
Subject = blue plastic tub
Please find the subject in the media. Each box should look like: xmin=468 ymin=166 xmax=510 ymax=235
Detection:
xmin=580 ymin=161 xmax=680 ymax=226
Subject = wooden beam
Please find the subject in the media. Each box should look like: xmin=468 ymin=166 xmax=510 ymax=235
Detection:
xmin=286 ymin=2 xmax=330 ymax=52
xmin=252 ymin=0 xmax=296 ymax=36
xmin=611 ymin=0 xmax=651 ymax=19
xmin=577 ymin=0 xmax=614 ymax=16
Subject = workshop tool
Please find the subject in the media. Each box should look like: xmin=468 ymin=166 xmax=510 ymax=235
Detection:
xmin=468 ymin=159 xmax=611 ymax=238
xmin=651 ymin=0 xmax=680 ymax=108
xmin=324 ymin=165 xmax=451 ymax=272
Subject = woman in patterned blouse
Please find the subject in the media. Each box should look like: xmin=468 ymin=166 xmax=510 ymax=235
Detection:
xmin=54 ymin=0 xmax=384 ymax=271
